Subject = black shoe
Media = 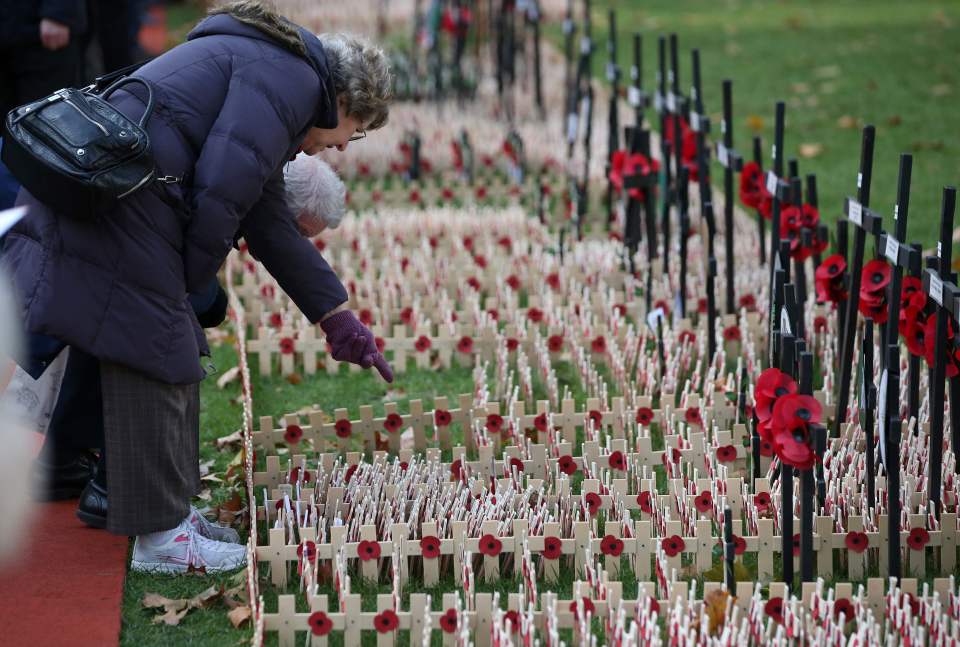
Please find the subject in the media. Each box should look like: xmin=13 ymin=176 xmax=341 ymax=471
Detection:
xmin=76 ymin=480 xmax=108 ymax=529
xmin=36 ymin=451 xmax=98 ymax=501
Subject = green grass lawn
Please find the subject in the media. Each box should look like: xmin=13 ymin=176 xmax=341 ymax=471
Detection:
xmin=555 ymin=0 xmax=960 ymax=245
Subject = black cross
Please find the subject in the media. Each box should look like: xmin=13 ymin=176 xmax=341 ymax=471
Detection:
xmin=717 ymin=80 xmax=744 ymax=315
xmin=832 ymin=126 xmax=878 ymax=440
xmin=921 ymin=186 xmax=959 ymax=516
xmin=604 ymin=9 xmax=620 ymax=230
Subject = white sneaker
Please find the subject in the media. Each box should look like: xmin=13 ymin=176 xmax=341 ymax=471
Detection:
xmin=130 ymin=518 xmax=246 ymax=574
xmin=188 ymin=506 xmax=241 ymax=544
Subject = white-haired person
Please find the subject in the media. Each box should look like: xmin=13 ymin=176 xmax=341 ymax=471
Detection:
xmin=284 ymin=152 xmax=347 ymax=236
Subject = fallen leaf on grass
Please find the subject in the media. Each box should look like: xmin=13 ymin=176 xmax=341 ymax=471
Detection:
xmin=216 ymin=366 xmax=240 ymax=389
xmin=704 ymin=589 xmax=730 ymax=635
xmin=886 ymin=115 xmax=902 ymax=127
xmin=198 ymin=459 xmax=216 ymax=477
xmin=799 ymin=143 xmax=823 ymax=159
xmin=227 ymin=606 xmax=252 ymax=628
xmin=285 ymin=372 xmax=303 ymax=385
xmin=745 ymin=115 xmax=764 ymax=132
xmin=143 ymin=585 xmax=223 ymax=626
xmin=216 ymin=430 xmax=244 ymax=450
xmin=837 ymin=115 xmax=859 ymax=129
xmin=196 ymin=488 xmax=212 ymax=502
xmin=814 ymin=64 xmax=841 ymax=79
xmin=931 ymin=83 xmax=952 ymax=97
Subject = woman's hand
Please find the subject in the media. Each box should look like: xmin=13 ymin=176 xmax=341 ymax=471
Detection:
xmin=320 ymin=310 xmax=393 ymax=382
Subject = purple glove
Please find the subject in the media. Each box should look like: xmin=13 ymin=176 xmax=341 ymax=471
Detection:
xmin=320 ymin=310 xmax=394 ymax=382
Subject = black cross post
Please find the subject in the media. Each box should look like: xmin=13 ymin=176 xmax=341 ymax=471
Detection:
xmin=657 ymin=36 xmax=672 ymax=277
xmin=562 ymin=0 xmax=576 ymax=134
xmin=628 ymin=34 xmax=648 ymax=129
xmin=604 ymin=9 xmax=620 ymax=231
xmin=623 ymin=127 xmax=658 ymax=274
xmin=832 ymin=125 xmax=877 ymax=439
xmin=717 ymin=80 xmax=744 ymax=315
xmin=778 ymin=285 xmax=797 ymax=592
xmin=707 ymin=257 xmax=718 ymax=360
xmin=907 ymin=243 xmax=922 ymax=423
xmin=922 ymin=186 xmax=957 ymax=515
xmin=753 ymin=136 xmax=767 ymax=265
xmin=723 ymin=507 xmax=735 ymax=592
xmin=528 ymin=0 xmax=545 ymax=118
xmin=798 ymin=350 xmax=816 ymax=583
xmin=859 ymin=319 xmax=877 ymax=512
xmin=690 ymin=49 xmax=716 ymax=262
xmin=678 ymin=165 xmax=690 ymax=319
xmin=884 ymin=343 xmax=902 ymax=580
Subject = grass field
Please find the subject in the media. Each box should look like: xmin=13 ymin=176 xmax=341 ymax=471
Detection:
xmin=554 ymin=0 xmax=960 ymax=245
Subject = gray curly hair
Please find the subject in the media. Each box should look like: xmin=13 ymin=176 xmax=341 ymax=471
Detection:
xmin=318 ymin=33 xmax=392 ymax=131
xmin=284 ymin=153 xmax=346 ymax=236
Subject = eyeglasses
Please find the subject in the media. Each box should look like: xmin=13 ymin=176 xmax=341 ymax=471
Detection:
xmin=348 ymin=129 xmax=367 ymax=142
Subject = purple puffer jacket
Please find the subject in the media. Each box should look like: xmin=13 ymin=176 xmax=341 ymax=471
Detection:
xmin=3 ymin=11 xmax=349 ymax=384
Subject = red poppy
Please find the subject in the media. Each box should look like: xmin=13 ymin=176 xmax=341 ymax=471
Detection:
xmin=441 ymin=187 xmax=455 ymax=201
xmin=609 ymin=150 xmax=659 ymax=199
xmin=533 ymin=413 xmax=548 ymax=432
xmin=506 ymin=337 xmax=520 ymax=351
xmin=814 ymin=315 xmax=828 ymax=333
xmin=344 ymin=463 xmax=359 ymax=483
xmin=308 ymin=611 xmax=333 ymax=636
xmin=547 ymin=335 xmax=564 ymax=352
xmin=591 ymin=336 xmax=607 ymax=353
xmin=739 ymin=161 xmax=772 ymax=211
xmin=584 ymin=492 xmax=603 ymax=516
xmin=479 ymin=534 xmax=503 ymax=556
xmin=653 ymin=299 xmax=671 ymax=315
xmin=269 ymin=312 xmax=282 ymax=329
xmin=506 ymin=274 xmax=521 ymax=291
xmin=904 ymin=593 xmax=920 ymax=615
xmin=834 ymin=598 xmax=854 ymax=622
xmin=907 ymin=527 xmax=930 ymax=551
xmin=450 ymin=459 xmax=464 ymax=480
xmin=694 ymin=491 xmax=713 ymax=513
xmin=503 ymin=610 xmax=521 ymax=633
xmin=569 ymin=597 xmax=596 ymax=620
xmin=466 ymin=276 xmax=481 ymax=291
xmin=858 ymin=289 xmax=888 ymax=324
xmin=485 ymin=413 xmax=504 ymax=433
xmin=457 ymin=336 xmax=474 ymax=353
xmin=374 ymin=609 xmax=399 ymax=633
xmin=684 ymin=407 xmax=702 ymax=426
xmin=765 ymin=597 xmax=784 ymax=623
xmin=679 ymin=330 xmax=697 ymax=345
xmin=845 ymin=531 xmax=868 ymax=553
xmin=434 ymin=409 xmax=452 ymax=427
xmin=696 ymin=297 xmax=707 ymax=314
xmin=588 ymin=409 xmax=603 ymax=429
xmin=558 ymin=455 xmax=578 ymax=475
xmin=357 ymin=539 xmax=381 ymax=561
xmin=487 ymin=308 xmax=499 ymax=321
xmin=475 ymin=186 xmax=488 ymax=200
xmin=738 ymin=293 xmax=757 ymax=311
xmin=440 ymin=608 xmax=458 ymax=633
xmin=398 ymin=461 xmax=408 ymax=471
xmin=421 ymin=535 xmax=441 ymax=559
xmin=637 ymin=491 xmax=653 ymax=513
xmin=861 ymin=259 xmax=892 ymax=294
xmin=358 ymin=309 xmax=373 ymax=326
xmin=759 ymin=439 xmax=774 ymax=457
xmin=723 ymin=325 xmax=742 ymax=342
xmin=284 ymin=424 xmax=303 ymax=445
xmin=815 ymin=254 xmax=848 ymax=304
xmin=527 ymin=307 xmax=544 ymax=323
xmin=289 ymin=467 xmax=311 ymax=484
xmin=645 ymin=597 xmax=661 ymax=615
xmin=754 ymin=491 xmax=772 ymax=512
xmin=279 ymin=337 xmax=296 ymax=354
xmin=732 ymin=535 xmax=747 ymax=555
xmin=542 ymin=536 xmax=563 ymax=560
xmin=260 ymin=285 xmax=275 ymax=299
xmin=383 ymin=413 xmax=403 ymax=434
xmin=636 ymin=407 xmax=654 ymax=426
xmin=661 ymin=535 xmax=685 ymax=557
xmin=297 ymin=540 xmax=317 ymax=564
xmin=716 ymin=445 xmax=738 ymax=463
xmin=608 ymin=450 xmax=627 ymax=471
xmin=755 ymin=368 xmax=798 ymax=422
xmin=509 ymin=457 xmax=525 ymax=473
xmin=409 ymin=189 xmax=422 ymax=203
xmin=600 ymin=535 xmax=625 ymax=557
xmin=414 ymin=335 xmax=432 ymax=353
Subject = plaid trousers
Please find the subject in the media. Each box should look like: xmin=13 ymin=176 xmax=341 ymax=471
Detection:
xmin=101 ymin=361 xmax=200 ymax=536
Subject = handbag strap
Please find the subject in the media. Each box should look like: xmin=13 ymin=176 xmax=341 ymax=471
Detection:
xmin=91 ymin=59 xmax=151 ymax=93
xmin=100 ymin=77 xmax=156 ymax=129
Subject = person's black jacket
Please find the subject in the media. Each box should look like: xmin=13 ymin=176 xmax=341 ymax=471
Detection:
xmin=1 ymin=0 xmax=88 ymax=46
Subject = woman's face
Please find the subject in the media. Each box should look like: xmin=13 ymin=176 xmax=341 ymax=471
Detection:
xmin=301 ymin=102 xmax=365 ymax=154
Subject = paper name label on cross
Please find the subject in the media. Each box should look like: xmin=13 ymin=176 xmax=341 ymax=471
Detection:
xmin=884 ymin=236 xmax=899 ymax=264
xmin=566 ymin=114 xmax=578 ymax=142
xmin=780 ymin=307 xmax=792 ymax=336
xmin=877 ymin=369 xmax=888 ymax=466
xmin=930 ymin=274 xmax=944 ymax=306
xmin=765 ymin=171 xmax=779 ymax=195
xmin=630 ymin=66 xmax=639 ymax=81
xmin=716 ymin=143 xmax=729 ymax=167
xmin=628 ymin=86 xmax=641 ymax=107
xmin=848 ymin=200 xmax=863 ymax=227
xmin=720 ymin=119 xmax=727 ymax=135
xmin=606 ymin=63 xmax=617 ymax=82
xmin=562 ymin=19 xmax=574 ymax=35
xmin=666 ymin=92 xmax=676 ymax=112
xmin=646 ymin=307 xmax=666 ymax=332
xmin=654 ymin=92 xmax=664 ymax=112
xmin=580 ymin=37 xmax=592 ymax=54
xmin=690 ymin=112 xmax=701 ymax=132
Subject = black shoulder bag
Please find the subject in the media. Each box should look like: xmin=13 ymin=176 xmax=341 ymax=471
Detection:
xmin=1 ymin=61 xmax=176 ymax=220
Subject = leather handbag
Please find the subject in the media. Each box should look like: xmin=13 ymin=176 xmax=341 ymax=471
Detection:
xmin=1 ymin=64 xmax=173 ymax=220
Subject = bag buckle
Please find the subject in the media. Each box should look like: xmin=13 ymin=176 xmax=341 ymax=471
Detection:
xmin=156 ymin=175 xmax=181 ymax=184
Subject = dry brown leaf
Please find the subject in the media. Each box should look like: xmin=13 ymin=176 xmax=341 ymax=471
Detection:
xmin=154 ymin=606 xmax=191 ymax=626
xmin=227 ymin=606 xmax=252 ymax=628
xmin=198 ymin=459 xmax=216 ymax=477
xmin=143 ymin=585 xmax=223 ymax=626
xmin=216 ymin=366 xmax=240 ymax=389
xmin=285 ymin=372 xmax=303 ymax=385
xmin=886 ymin=115 xmax=902 ymax=127
xmin=216 ymin=430 xmax=243 ymax=450
xmin=837 ymin=115 xmax=858 ymax=129
xmin=745 ymin=115 xmax=764 ymax=132
xmin=931 ymin=83 xmax=952 ymax=97
xmin=383 ymin=388 xmax=407 ymax=401
xmin=196 ymin=489 xmax=212 ymax=502
xmin=815 ymin=64 xmax=841 ymax=79
xmin=220 ymin=491 xmax=244 ymax=512
xmin=142 ymin=593 xmax=185 ymax=610
xmin=704 ymin=589 xmax=730 ymax=635
xmin=799 ymin=143 xmax=823 ymax=159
